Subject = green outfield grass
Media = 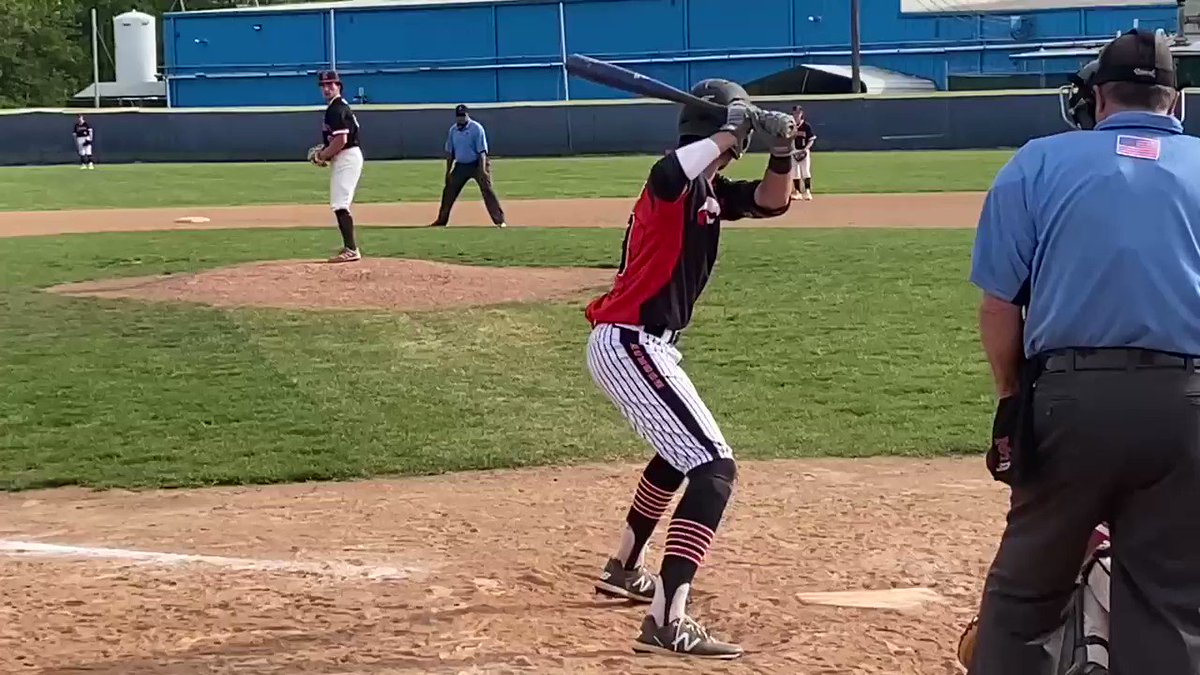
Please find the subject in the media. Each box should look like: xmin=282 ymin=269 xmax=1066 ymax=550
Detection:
xmin=0 ymin=149 xmax=1013 ymax=211
xmin=0 ymin=226 xmax=991 ymax=491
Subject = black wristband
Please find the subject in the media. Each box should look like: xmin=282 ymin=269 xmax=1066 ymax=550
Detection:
xmin=767 ymin=152 xmax=793 ymax=175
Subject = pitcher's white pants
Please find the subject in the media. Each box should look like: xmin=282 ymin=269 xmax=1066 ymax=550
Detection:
xmin=586 ymin=323 xmax=733 ymax=474
xmin=330 ymin=146 xmax=363 ymax=211
xmin=791 ymin=152 xmax=811 ymax=180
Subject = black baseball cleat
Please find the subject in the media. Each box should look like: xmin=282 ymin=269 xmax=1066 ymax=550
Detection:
xmin=632 ymin=614 xmax=744 ymax=659
xmin=594 ymin=556 xmax=655 ymax=603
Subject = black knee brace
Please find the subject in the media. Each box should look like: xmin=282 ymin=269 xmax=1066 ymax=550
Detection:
xmin=680 ymin=458 xmax=737 ymax=522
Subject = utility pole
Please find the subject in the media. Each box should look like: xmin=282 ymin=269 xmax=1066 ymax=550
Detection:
xmin=850 ymin=0 xmax=863 ymax=94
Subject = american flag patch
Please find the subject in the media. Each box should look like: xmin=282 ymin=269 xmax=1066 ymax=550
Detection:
xmin=1115 ymin=135 xmax=1161 ymax=160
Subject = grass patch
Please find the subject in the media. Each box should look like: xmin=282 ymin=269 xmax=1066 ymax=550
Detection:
xmin=0 ymin=150 xmax=1012 ymax=211
xmin=0 ymin=226 xmax=990 ymax=490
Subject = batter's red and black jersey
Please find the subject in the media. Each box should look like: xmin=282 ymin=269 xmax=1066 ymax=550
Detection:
xmin=585 ymin=151 xmax=784 ymax=332
xmin=322 ymin=97 xmax=360 ymax=149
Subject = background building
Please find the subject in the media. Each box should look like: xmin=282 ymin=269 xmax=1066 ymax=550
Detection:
xmin=162 ymin=0 xmax=1187 ymax=108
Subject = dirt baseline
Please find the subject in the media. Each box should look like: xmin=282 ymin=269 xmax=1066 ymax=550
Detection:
xmin=1 ymin=458 xmax=1002 ymax=674
xmin=0 ymin=193 xmax=983 ymax=239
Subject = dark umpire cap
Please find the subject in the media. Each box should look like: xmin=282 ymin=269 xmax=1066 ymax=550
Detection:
xmin=1092 ymin=28 xmax=1177 ymax=89
xmin=455 ymin=104 xmax=468 ymax=115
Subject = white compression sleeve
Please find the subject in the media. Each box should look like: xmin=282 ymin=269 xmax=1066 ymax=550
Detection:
xmin=673 ymin=138 xmax=722 ymax=180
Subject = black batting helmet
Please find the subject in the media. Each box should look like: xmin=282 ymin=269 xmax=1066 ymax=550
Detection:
xmin=678 ymin=78 xmax=751 ymax=148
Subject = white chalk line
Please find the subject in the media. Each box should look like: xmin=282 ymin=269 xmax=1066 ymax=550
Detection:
xmin=0 ymin=539 xmax=426 ymax=581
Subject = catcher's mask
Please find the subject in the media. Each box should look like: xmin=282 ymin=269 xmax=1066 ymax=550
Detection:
xmin=1059 ymin=60 xmax=1101 ymax=130
xmin=678 ymin=78 xmax=753 ymax=158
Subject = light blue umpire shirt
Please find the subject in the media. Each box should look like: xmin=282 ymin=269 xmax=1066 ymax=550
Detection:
xmin=970 ymin=110 xmax=1200 ymax=358
xmin=445 ymin=119 xmax=488 ymax=164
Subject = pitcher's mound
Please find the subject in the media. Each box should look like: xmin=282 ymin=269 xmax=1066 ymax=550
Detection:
xmin=48 ymin=258 xmax=616 ymax=312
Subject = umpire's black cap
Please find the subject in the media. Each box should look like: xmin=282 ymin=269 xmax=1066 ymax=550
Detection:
xmin=1092 ymin=28 xmax=1177 ymax=89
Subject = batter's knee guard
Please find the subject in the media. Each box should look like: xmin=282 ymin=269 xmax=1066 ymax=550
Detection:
xmin=682 ymin=458 xmax=737 ymax=519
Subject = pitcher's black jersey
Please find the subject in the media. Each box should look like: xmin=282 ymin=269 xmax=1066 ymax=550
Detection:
xmin=322 ymin=97 xmax=360 ymax=149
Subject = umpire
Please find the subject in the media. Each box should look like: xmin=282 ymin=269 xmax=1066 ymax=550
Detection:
xmin=428 ymin=104 xmax=507 ymax=228
xmin=968 ymin=29 xmax=1200 ymax=675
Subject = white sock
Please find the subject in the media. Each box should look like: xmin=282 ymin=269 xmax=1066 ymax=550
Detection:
xmin=649 ymin=581 xmax=690 ymax=625
xmin=615 ymin=524 xmax=645 ymax=568
xmin=669 ymin=583 xmax=691 ymax=622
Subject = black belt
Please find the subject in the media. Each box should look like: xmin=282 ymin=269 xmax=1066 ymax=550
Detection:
xmin=1037 ymin=348 xmax=1199 ymax=373
xmin=642 ymin=324 xmax=680 ymax=344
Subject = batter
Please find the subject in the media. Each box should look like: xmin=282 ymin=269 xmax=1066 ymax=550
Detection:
xmin=584 ymin=79 xmax=796 ymax=659
xmin=311 ymin=71 xmax=364 ymax=263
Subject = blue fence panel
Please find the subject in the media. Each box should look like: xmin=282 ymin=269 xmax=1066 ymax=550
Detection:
xmin=1027 ymin=11 xmax=1086 ymax=40
xmin=352 ymin=71 xmax=499 ymax=104
xmin=792 ymin=0 xmax=847 ymax=47
xmin=172 ymin=75 xmax=315 ymax=107
xmin=564 ymin=0 xmax=685 ymax=56
xmin=1085 ymin=6 xmax=1176 ymax=35
xmin=171 ymin=12 xmax=327 ymax=71
xmin=496 ymin=3 xmax=561 ymax=59
xmin=981 ymin=50 xmax=1018 ymax=73
xmin=934 ymin=16 xmax=981 ymax=42
xmin=687 ymin=0 xmax=789 ymax=51
xmin=498 ymin=67 xmax=565 ymax=101
xmin=335 ymin=6 xmax=497 ymax=67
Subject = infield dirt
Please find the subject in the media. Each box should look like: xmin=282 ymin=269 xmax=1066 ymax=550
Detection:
xmin=2 ymin=194 xmax=994 ymax=675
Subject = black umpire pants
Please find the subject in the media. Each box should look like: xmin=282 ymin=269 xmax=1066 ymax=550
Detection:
xmin=434 ymin=160 xmax=505 ymax=226
xmin=970 ymin=348 xmax=1200 ymax=675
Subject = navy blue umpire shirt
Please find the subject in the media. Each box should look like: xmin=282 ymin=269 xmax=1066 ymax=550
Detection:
xmin=970 ymin=110 xmax=1200 ymax=358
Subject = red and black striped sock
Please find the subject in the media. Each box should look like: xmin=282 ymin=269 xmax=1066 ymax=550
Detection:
xmin=656 ymin=458 xmax=736 ymax=624
xmin=618 ymin=454 xmax=684 ymax=570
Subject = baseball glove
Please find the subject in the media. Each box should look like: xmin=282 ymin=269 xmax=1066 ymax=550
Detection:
xmin=957 ymin=615 xmax=979 ymax=670
xmin=306 ymin=144 xmax=328 ymax=167
xmin=794 ymin=148 xmax=809 ymax=161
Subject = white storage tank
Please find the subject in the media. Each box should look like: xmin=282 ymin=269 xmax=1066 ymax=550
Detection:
xmin=113 ymin=10 xmax=157 ymax=83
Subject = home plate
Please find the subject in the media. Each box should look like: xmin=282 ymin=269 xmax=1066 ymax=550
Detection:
xmin=797 ymin=587 xmax=946 ymax=610
xmin=174 ymin=216 xmax=211 ymax=224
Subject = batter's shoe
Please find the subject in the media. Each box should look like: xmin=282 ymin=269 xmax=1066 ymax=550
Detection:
xmin=632 ymin=614 xmax=744 ymax=659
xmin=594 ymin=557 xmax=655 ymax=603
xmin=328 ymin=247 xmax=361 ymax=263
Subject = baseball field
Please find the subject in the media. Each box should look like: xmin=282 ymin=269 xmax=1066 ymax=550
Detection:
xmin=3 ymin=149 xmax=1012 ymax=674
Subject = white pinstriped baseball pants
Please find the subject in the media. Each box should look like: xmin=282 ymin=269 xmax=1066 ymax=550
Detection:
xmin=586 ymin=323 xmax=734 ymax=474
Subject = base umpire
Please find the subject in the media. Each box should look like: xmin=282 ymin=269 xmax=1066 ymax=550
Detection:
xmin=967 ymin=28 xmax=1200 ymax=674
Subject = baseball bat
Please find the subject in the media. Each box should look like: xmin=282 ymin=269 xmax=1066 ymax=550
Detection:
xmin=564 ymin=54 xmax=727 ymax=113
